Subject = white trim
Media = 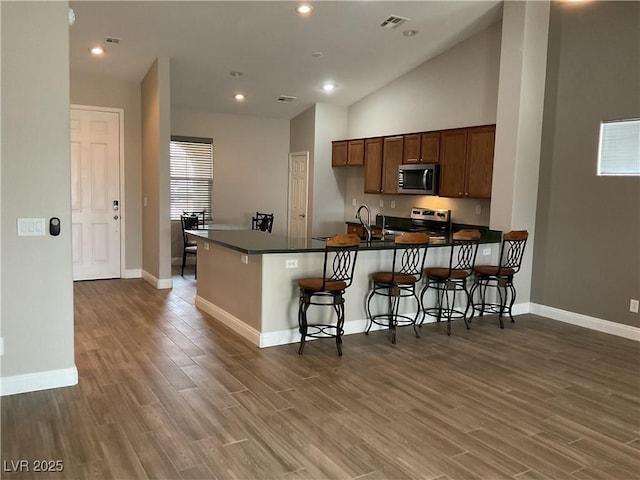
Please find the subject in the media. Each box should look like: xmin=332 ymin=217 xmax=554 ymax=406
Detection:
xmin=0 ymin=367 xmax=78 ymax=397
xmin=142 ymin=270 xmax=173 ymax=290
xmin=70 ymin=104 xmax=126 ymax=279
xmin=195 ymin=296 xmax=261 ymax=347
xmin=122 ymin=269 xmax=142 ymax=279
xmin=530 ymin=303 xmax=640 ymax=341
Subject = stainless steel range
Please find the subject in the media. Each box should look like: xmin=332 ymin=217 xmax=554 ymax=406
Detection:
xmin=409 ymin=207 xmax=451 ymax=239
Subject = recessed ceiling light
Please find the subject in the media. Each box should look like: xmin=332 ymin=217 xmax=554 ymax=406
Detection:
xmin=89 ymin=46 xmax=104 ymax=56
xmin=296 ymin=4 xmax=313 ymax=15
xmin=321 ymin=82 xmax=337 ymax=93
xmin=403 ymin=29 xmax=419 ymax=37
xmin=311 ymin=51 xmax=323 ymax=58
xmin=229 ymin=71 xmax=244 ymax=78
xmin=234 ymin=93 xmax=245 ymax=102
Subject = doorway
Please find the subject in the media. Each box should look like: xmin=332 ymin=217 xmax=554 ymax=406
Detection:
xmin=287 ymin=152 xmax=309 ymax=238
xmin=70 ymin=105 xmax=124 ymax=280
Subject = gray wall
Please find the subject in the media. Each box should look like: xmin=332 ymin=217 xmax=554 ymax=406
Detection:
xmin=1 ymin=2 xmax=75 ymax=378
xmin=70 ymin=73 xmax=143 ymax=273
xmin=532 ymin=1 xmax=640 ymax=327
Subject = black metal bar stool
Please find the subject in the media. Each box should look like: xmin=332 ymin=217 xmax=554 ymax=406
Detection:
xmin=420 ymin=229 xmax=481 ymax=335
xmin=297 ymin=233 xmax=360 ymax=356
xmin=365 ymin=232 xmax=430 ymax=344
xmin=469 ymin=230 xmax=529 ymax=328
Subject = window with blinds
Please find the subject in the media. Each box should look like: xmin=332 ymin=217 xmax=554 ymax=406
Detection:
xmin=597 ymin=119 xmax=640 ymax=176
xmin=170 ymin=136 xmax=213 ymax=220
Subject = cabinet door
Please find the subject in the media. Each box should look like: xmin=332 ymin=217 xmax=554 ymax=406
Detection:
xmin=348 ymin=139 xmax=364 ymax=166
xmin=332 ymin=141 xmax=348 ymax=167
xmin=382 ymin=136 xmax=403 ymax=194
xmin=439 ymin=129 xmax=467 ymax=197
xmin=421 ymin=132 xmax=440 ymax=163
xmin=402 ymin=134 xmax=421 ymax=164
xmin=465 ymin=126 xmax=495 ymax=198
xmin=364 ymin=138 xmax=383 ymax=193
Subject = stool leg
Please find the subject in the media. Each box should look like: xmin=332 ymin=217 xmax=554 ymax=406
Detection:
xmin=469 ymin=278 xmax=478 ymax=322
xmin=462 ymin=280 xmax=471 ymax=330
xmin=298 ymin=293 xmax=309 ymax=354
xmin=411 ymin=286 xmax=420 ymax=339
xmin=507 ymin=279 xmax=516 ymax=323
xmin=333 ymin=294 xmax=344 ymax=356
xmin=418 ymin=281 xmax=429 ymax=327
xmin=496 ymin=282 xmax=505 ymax=329
xmin=365 ymin=287 xmax=376 ymax=335
xmin=445 ymin=282 xmax=455 ymax=336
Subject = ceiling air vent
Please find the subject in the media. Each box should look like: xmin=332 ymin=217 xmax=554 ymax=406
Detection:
xmin=105 ymin=36 xmax=121 ymax=44
xmin=380 ymin=15 xmax=410 ymax=29
xmin=277 ymin=95 xmax=297 ymax=103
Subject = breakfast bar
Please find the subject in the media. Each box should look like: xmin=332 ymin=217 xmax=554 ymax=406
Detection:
xmin=189 ymin=228 xmax=501 ymax=348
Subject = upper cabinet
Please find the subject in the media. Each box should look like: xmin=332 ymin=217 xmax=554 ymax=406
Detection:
xmin=439 ymin=125 xmax=495 ymax=198
xmin=364 ymin=136 xmax=403 ymax=195
xmin=403 ymin=132 xmax=440 ymax=164
xmin=332 ymin=139 xmax=364 ymax=167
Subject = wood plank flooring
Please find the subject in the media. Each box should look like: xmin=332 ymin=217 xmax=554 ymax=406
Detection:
xmin=2 ymin=271 xmax=639 ymax=479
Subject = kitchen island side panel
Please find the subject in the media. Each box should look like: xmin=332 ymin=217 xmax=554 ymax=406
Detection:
xmin=196 ymin=242 xmax=262 ymax=334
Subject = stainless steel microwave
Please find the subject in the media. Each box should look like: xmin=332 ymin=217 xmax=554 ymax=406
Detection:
xmin=397 ymin=164 xmax=438 ymax=195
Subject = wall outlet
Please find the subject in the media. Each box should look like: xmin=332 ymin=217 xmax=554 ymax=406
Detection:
xmin=391 ymin=201 xmax=396 ymax=209
xmin=285 ymin=259 xmax=298 ymax=269
xmin=143 ymin=197 xmax=148 ymax=207
xmin=379 ymin=200 xmax=384 ymax=208
xmin=482 ymin=248 xmax=491 ymax=256
xmin=475 ymin=204 xmax=482 ymax=215
xmin=241 ymin=254 xmax=248 ymax=264
xmin=352 ymin=198 xmax=357 ymax=207
xmin=204 ymin=242 xmax=210 ymax=251
xmin=630 ymin=299 xmax=639 ymax=313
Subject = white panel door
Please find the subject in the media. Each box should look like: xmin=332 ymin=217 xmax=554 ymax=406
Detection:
xmin=70 ymin=108 xmax=121 ymax=280
xmin=287 ymin=152 xmax=309 ymax=238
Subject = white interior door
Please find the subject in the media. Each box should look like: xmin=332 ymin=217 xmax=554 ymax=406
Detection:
xmin=70 ymin=107 xmax=121 ymax=280
xmin=287 ymin=152 xmax=309 ymax=238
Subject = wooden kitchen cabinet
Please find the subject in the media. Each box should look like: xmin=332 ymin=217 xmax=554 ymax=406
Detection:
xmin=364 ymin=138 xmax=383 ymax=193
xmin=403 ymin=132 xmax=440 ymax=164
xmin=382 ymin=136 xmax=403 ymax=194
xmin=332 ymin=139 xmax=364 ymax=167
xmin=439 ymin=125 xmax=495 ymax=198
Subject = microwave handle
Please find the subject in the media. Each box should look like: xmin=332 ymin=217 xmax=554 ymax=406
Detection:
xmin=423 ymin=168 xmax=432 ymax=189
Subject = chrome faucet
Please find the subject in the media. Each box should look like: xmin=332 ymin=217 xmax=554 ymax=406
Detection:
xmin=356 ymin=204 xmax=372 ymax=242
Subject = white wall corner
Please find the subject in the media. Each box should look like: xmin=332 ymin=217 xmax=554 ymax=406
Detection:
xmin=142 ymin=270 xmax=172 ymax=290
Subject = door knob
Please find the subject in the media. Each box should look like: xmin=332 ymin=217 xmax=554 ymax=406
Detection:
xmin=299 ymin=214 xmax=306 ymax=218
xmin=114 ymin=215 xmax=119 ymax=220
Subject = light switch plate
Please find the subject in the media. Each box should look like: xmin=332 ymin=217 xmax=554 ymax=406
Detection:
xmin=17 ymin=218 xmax=46 ymax=236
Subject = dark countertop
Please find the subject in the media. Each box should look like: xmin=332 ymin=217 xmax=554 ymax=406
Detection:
xmin=187 ymin=228 xmax=502 ymax=255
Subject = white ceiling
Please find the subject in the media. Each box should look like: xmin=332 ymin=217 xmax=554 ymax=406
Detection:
xmin=69 ymin=1 xmax=503 ymax=119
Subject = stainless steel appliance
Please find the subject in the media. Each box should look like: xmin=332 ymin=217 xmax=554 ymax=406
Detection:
xmin=409 ymin=207 xmax=451 ymax=240
xmin=397 ymin=164 xmax=438 ymax=195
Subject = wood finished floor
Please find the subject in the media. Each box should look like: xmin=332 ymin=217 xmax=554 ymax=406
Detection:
xmin=2 ymin=270 xmax=639 ymax=480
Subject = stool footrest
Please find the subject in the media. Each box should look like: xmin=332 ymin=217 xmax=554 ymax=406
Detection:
xmin=302 ymin=323 xmax=344 ymax=339
xmin=423 ymin=307 xmax=467 ymax=320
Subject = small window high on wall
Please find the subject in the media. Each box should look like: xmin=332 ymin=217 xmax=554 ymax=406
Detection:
xmin=597 ymin=118 xmax=640 ymax=176
xmin=170 ymin=136 xmax=213 ymax=220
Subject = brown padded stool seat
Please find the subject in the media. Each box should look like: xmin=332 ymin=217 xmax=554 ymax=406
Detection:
xmin=473 ymin=265 xmax=516 ymax=277
xmin=423 ymin=267 xmax=471 ymax=280
xmin=298 ymin=278 xmax=347 ymax=292
xmin=370 ymin=272 xmax=420 ymax=285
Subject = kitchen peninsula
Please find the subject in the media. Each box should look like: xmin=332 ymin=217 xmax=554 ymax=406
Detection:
xmin=189 ymin=229 xmax=501 ymax=348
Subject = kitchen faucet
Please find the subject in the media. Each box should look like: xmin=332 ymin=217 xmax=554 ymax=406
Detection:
xmin=356 ymin=204 xmax=372 ymax=242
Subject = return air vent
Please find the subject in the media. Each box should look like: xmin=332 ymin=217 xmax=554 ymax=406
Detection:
xmin=105 ymin=36 xmax=121 ymax=44
xmin=380 ymin=15 xmax=409 ymax=29
xmin=277 ymin=95 xmax=297 ymax=103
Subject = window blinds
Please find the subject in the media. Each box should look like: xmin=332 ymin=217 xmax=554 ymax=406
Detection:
xmin=597 ymin=119 xmax=640 ymax=176
xmin=170 ymin=137 xmax=213 ymax=220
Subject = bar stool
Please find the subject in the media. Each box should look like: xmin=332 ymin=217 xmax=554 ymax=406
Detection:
xmin=420 ymin=229 xmax=481 ymax=336
xmin=469 ymin=230 xmax=529 ymax=328
xmin=297 ymin=233 xmax=360 ymax=356
xmin=365 ymin=232 xmax=430 ymax=344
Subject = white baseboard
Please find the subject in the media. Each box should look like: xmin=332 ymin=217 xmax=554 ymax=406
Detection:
xmin=530 ymin=303 xmax=640 ymax=341
xmin=122 ymin=268 xmax=142 ymax=279
xmin=195 ymin=296 xmax=261 ymax=347
xmin=0 ymin=367 xmax=78 ymax=397
xmin=142 ymin=270 xmax=173 ymax=290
